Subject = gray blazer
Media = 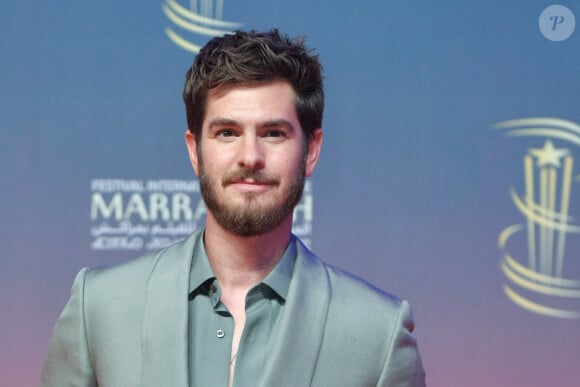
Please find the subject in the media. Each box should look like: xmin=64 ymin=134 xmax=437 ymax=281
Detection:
xmin=41 ymin=231 xmax=425 ymax=387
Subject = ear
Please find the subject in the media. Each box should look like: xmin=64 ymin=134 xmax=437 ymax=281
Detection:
xmin=185 ymin=130 xmax=200 ymax=177
xmin=305 ymin=128 xmax=323 ymax=177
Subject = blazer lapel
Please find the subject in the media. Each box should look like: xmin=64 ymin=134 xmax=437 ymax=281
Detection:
xmin=259 ymin=239 xmax=331 ymax=387
xmin=139 ymin=231 xmax=200 ymax=387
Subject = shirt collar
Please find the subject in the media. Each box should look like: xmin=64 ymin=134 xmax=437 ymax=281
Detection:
xmin=188 ymin=230 xmax=296 ymax=301
xmin=261 ymin=235 xmax=296 ymax=301
xmin=188 ymin=230 xmax=216 ymax=296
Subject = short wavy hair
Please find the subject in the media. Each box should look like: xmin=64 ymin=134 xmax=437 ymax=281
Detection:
xmin=183 ymin=29 xmax=324 ymax=141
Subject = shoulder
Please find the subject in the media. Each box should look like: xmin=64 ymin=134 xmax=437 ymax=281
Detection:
xmin=296 ymin=238 xmax=402 ymax=306
xmin=295 ymin=239 xmax=407 ymax=320
xmin=84 ymin=231 xmax=200 ymax=285
xmin=295 ymin=241 xmax=424 ymax=384
xmin=323 ymin=261 xmax=408 ymax=327
xmin=78 ymin=231 xmax=200 ymax=304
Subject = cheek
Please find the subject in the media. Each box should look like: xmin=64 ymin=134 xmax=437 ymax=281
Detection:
xmin=200 ymin=147 xmax=225 ymax=171
xmin=280 ymin=156 xmax=303 ymax=178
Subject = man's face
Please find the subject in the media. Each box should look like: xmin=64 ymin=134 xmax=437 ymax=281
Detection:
xmin=185 ymin=81 xmax=322 ymax=237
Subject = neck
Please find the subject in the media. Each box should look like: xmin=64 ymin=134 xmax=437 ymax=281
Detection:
xmin=203 ymin=213 xmax=293 ymax=291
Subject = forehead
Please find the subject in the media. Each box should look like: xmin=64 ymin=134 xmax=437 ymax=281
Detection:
xmin=203 ymin=81 xmax=298 ymax=124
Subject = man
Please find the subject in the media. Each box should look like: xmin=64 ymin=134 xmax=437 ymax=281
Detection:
xmin=41 ymin=30 xmax=425 ymax=387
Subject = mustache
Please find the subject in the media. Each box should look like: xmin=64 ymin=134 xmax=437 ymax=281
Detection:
xmin=222 ymin=170 xmax=280 ymax=186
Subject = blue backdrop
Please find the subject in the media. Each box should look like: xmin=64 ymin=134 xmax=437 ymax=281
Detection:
xmin=2 ymin=1 xmax=579 ymax=386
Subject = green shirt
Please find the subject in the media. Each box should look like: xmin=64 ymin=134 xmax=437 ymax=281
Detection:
xmin=188 ymin=231 xmax=296 ymax=387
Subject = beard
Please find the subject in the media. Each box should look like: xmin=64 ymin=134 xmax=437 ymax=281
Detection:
xmin=197 ymin=152 xmax=306 ymax=237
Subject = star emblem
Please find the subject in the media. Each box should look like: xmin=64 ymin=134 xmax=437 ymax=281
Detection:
xmin=528 ymin=140 xmax=569 ymax=168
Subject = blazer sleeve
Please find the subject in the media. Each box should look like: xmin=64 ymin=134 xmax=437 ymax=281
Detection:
xmin=40 ymin=268 xmax=97 ymax=387
xmin=377 ymin=300 xmax=426 ymax=387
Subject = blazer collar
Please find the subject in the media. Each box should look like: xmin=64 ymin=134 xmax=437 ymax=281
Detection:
xmin=259 ymin=239 xmax=331 ymax=386
xmin=139 ymin=231 xmax=331 ymax=387
xmin=140 ymin=230 xmax=200 ymax=387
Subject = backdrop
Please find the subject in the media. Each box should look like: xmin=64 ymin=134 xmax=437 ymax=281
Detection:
xmin=2 ymin=1 xmax=579 ymax=386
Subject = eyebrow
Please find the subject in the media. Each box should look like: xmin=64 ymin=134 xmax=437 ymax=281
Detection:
xmin=207 ymin=118 xmax=239 ymax=129
xmin=260 ymin=119 xmax=296 ymax=132
xmin=208 ymin=118 xmax=296 ymax=132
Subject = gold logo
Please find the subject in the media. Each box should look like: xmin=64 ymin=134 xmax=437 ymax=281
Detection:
xmin=162 ymin=0 xmax=242 ymax=53
xmin=493 ymin=118 xmax=580 ymax=318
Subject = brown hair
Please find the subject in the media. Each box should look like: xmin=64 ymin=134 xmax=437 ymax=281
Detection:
xmin=183 ymin=29 xmax=324 ymax=141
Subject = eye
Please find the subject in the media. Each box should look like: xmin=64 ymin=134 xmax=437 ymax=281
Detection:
xmin=216 ymin=129 xmax=236 ymax=138
xmin=264 ymin=129 xmax=285 ymax=138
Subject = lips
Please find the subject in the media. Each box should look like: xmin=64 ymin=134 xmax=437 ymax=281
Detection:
xmin=232 ymin=179 xmax=269 ymax=185
xmin=222 ymin=171 xmax=279 ymax=187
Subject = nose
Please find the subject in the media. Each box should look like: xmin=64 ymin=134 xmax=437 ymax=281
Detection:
xmin=237 ymin=134 xmax=265 ymax=172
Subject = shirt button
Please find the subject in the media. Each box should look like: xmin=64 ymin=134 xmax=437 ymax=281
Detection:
xmin=216 ymin=329 xmax=225 ymax=338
